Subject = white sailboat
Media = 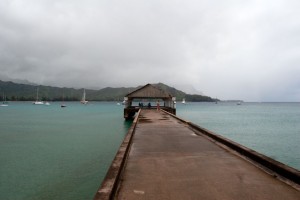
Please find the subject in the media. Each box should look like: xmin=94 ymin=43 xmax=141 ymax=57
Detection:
xmin=182 ymin=98 xmax=186 ymax=104
xmin=33 ymin=88 xmax=44 ymax=105
xmin=80 ymin=89 xmax=88 ymax=104
xmin=1 ymin=93 xmax=8 ymax=107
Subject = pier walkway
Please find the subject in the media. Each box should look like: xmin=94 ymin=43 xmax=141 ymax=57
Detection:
xmin=95 ymin=109 xmax=300 ymax=199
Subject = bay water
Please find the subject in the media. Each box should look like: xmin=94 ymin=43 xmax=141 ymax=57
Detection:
xmin=0 ymin=102 xmax=131 ymax=200
xmin=0 ymin=102 xmax=299 ymax=199
xmin=177 ymin=102 xmax=300 ymax=170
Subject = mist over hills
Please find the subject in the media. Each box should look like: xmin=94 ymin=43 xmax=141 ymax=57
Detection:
xmin=0 ymin=80 xmax=217 ymax=102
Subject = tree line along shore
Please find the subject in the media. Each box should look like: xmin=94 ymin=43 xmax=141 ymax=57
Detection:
xmin=0 ymin=80 xmax=218 ymax=102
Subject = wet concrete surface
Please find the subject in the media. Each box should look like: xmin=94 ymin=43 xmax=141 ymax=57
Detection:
xmin=115 ymin=109 xmax=300 ymax=199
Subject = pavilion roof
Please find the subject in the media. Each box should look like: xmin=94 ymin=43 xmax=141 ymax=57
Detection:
xmin=125 ymin=84 xmax=172 ymax=99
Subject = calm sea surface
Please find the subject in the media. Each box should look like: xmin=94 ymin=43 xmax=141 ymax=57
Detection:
xmin=177 ymin=102 xmax=300 ymax=170
xmin=1 ymin=102 xmax=299 ymax=199
xmin=0 ymin=102 xmax=131 ymax=200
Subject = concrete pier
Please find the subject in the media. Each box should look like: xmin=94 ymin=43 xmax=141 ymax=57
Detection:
xmin=94 ymin=109 xmax=300 ymax=199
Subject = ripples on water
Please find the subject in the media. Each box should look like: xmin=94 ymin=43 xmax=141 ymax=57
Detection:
xmin=1 ymin=102 xmax=299 ymax=199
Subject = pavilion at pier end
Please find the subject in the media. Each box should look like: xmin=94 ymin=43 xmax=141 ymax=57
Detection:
xmin=123 ymin=83 xmax=176 ymax=119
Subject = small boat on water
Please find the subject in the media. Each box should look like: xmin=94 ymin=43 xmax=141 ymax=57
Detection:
xmin=182 ymin=98 xmax=186 ymax=104
xmin=80 ymin=89 xmax=88 ymax=104
xmin=33 ymin=88 xmax=44 ymax=105
xmin=45 ymin=102 xmax=50 ymax=106
xmin=61 ymin=104 xmax=67 ymax=108
xmin=237 ymin=101 xmax=242 ymax=105
xmin=33 ymin=101 xmax=44 ymax=105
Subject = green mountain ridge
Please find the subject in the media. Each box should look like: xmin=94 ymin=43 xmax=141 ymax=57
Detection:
xmin=0 ymin=80 xmax=217 ymax=102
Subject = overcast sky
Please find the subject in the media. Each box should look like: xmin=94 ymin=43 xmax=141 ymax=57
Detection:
xmin=0 ymin=0 xmax=299 ymax=101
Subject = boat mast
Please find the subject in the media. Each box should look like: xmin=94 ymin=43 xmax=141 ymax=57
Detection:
xmin=36 ymin=88 xmax=39 ymax=101
xmin=82 ymin=89 xmax=86 ymax=101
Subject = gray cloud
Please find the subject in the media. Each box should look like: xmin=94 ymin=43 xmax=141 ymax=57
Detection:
xmin=0 ymin=0 xmax=299 ymax=101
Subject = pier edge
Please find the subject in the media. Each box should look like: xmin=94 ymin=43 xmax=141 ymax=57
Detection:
xmin=93 ymin=109 xmax=141 ymax=200
xmin=161 ymin=109 xmax=300 ymax=187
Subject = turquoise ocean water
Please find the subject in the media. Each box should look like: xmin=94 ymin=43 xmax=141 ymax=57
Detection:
xmin=1 ymin=102 xmax=299 ymax=199
xmin=177 ymin=102 xmax=300 ymax=170
xmin=0 ymin=102 xmax=131 ymax=200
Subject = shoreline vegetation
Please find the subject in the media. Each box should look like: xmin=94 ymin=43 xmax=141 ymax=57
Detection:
xmin=0 ymin=80 xmax=219 ymax=102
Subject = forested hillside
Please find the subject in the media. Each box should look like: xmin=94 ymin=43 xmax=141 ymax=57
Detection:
xmin=0 ymin=80 xmax=217 ymax=102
